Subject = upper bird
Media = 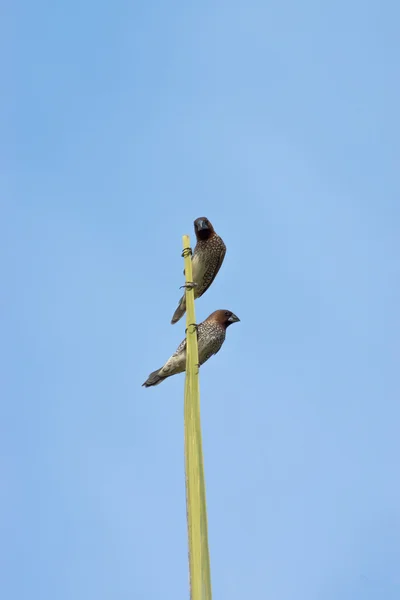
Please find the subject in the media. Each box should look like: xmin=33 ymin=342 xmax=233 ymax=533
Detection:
xmin=171 ymin=217 xmax=226 ymax=324
xmin=142 ymin=309 xmax=240 ymax=387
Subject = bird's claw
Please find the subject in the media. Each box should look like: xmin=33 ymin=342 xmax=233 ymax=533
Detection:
xmin=181 ymin=247 xmax=193 ymax=258
xmin=180 ymin=281 xmax=198 ymax=290
xmin=185 ymin=323 xmax=199 ymax=334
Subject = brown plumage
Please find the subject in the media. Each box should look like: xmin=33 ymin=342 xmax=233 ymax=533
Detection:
xmin=171 ymin=217 xmax=227 ymax=324
xmin=143 ymin=310 xmax=240 ymax=387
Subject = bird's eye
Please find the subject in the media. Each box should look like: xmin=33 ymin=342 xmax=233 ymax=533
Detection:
xmin=225 ymin=311 xmax=230 ymax=317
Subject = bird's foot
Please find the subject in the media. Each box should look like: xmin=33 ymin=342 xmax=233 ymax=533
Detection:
xmin=185 ymin=323 xmax=199 ymax=334
xmin=181 ymin=247 xmax=193 ymax=258
xmin=180 ymin=282 xmax=198 ymax=290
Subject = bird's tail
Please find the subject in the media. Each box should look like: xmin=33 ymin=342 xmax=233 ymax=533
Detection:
xmin=171 ymin=295 xmax=186 ymax=324
xmin=142 ymin=368 xmax=167 ymax=387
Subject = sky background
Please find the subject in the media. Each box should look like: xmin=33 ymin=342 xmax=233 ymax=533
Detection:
xmin=2 ymin=1 xmax=400 ymax=598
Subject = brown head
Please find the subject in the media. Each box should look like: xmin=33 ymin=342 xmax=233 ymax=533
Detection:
xmin=194 ymin=217 xmax=216 ymax=241
xmin=206 ymin=309 xmax=240 ymax=329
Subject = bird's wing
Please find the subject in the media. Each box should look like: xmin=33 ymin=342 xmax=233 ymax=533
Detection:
xmin=173 ymin=337 xmax=187 ymax=357
xmin=160 ymin=338 xmax=187 ymax=377
xmin=198 ymin=244 xmax=226 ymax=296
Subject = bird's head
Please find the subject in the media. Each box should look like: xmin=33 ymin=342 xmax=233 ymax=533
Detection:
xmin=208 ymin=309 xmax=240 ymax=329
xmin=194 ymin=217 xmax=215 ymax=241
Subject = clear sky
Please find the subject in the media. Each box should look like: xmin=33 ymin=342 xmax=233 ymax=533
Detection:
xmin=3 ymin=1 xmax=400 ymax=598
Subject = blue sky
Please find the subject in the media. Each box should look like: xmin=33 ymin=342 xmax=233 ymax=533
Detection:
xmin=3 ymin=1 xmax=400 ymax=598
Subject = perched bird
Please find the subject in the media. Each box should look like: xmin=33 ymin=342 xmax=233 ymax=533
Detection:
xmin=142 ymin=309 xmax=240 ymax=387
xmin=171 ymin=217 xmax=226 ymax=324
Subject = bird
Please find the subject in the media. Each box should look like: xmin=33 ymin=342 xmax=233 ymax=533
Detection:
xmin=142 ymin=310 xmax=240 ymax=387
xmin=171 ymin=217 xmax=226 ymax=324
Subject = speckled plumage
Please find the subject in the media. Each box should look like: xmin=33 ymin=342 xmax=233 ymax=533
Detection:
xmin=171 ymin=217 xmax=226 ymax=324
xmin=142 ymin=310 xmax=240 ymax=387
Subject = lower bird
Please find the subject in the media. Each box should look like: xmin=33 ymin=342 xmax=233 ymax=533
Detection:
xmin=142 ymin=309 xmax=240 ymax=387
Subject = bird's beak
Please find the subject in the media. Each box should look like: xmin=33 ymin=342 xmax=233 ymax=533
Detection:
xmin=228 ymin=313 xmax=240 ymax=323
xmin=196 ymin=219 xmax=209 ymax=231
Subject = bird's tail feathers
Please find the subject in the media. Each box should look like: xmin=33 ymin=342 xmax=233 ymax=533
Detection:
xmin=171 ymin=295 xmax=186 ymax=324
xmin=142 ymin=368 xmax=167 ymax=387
